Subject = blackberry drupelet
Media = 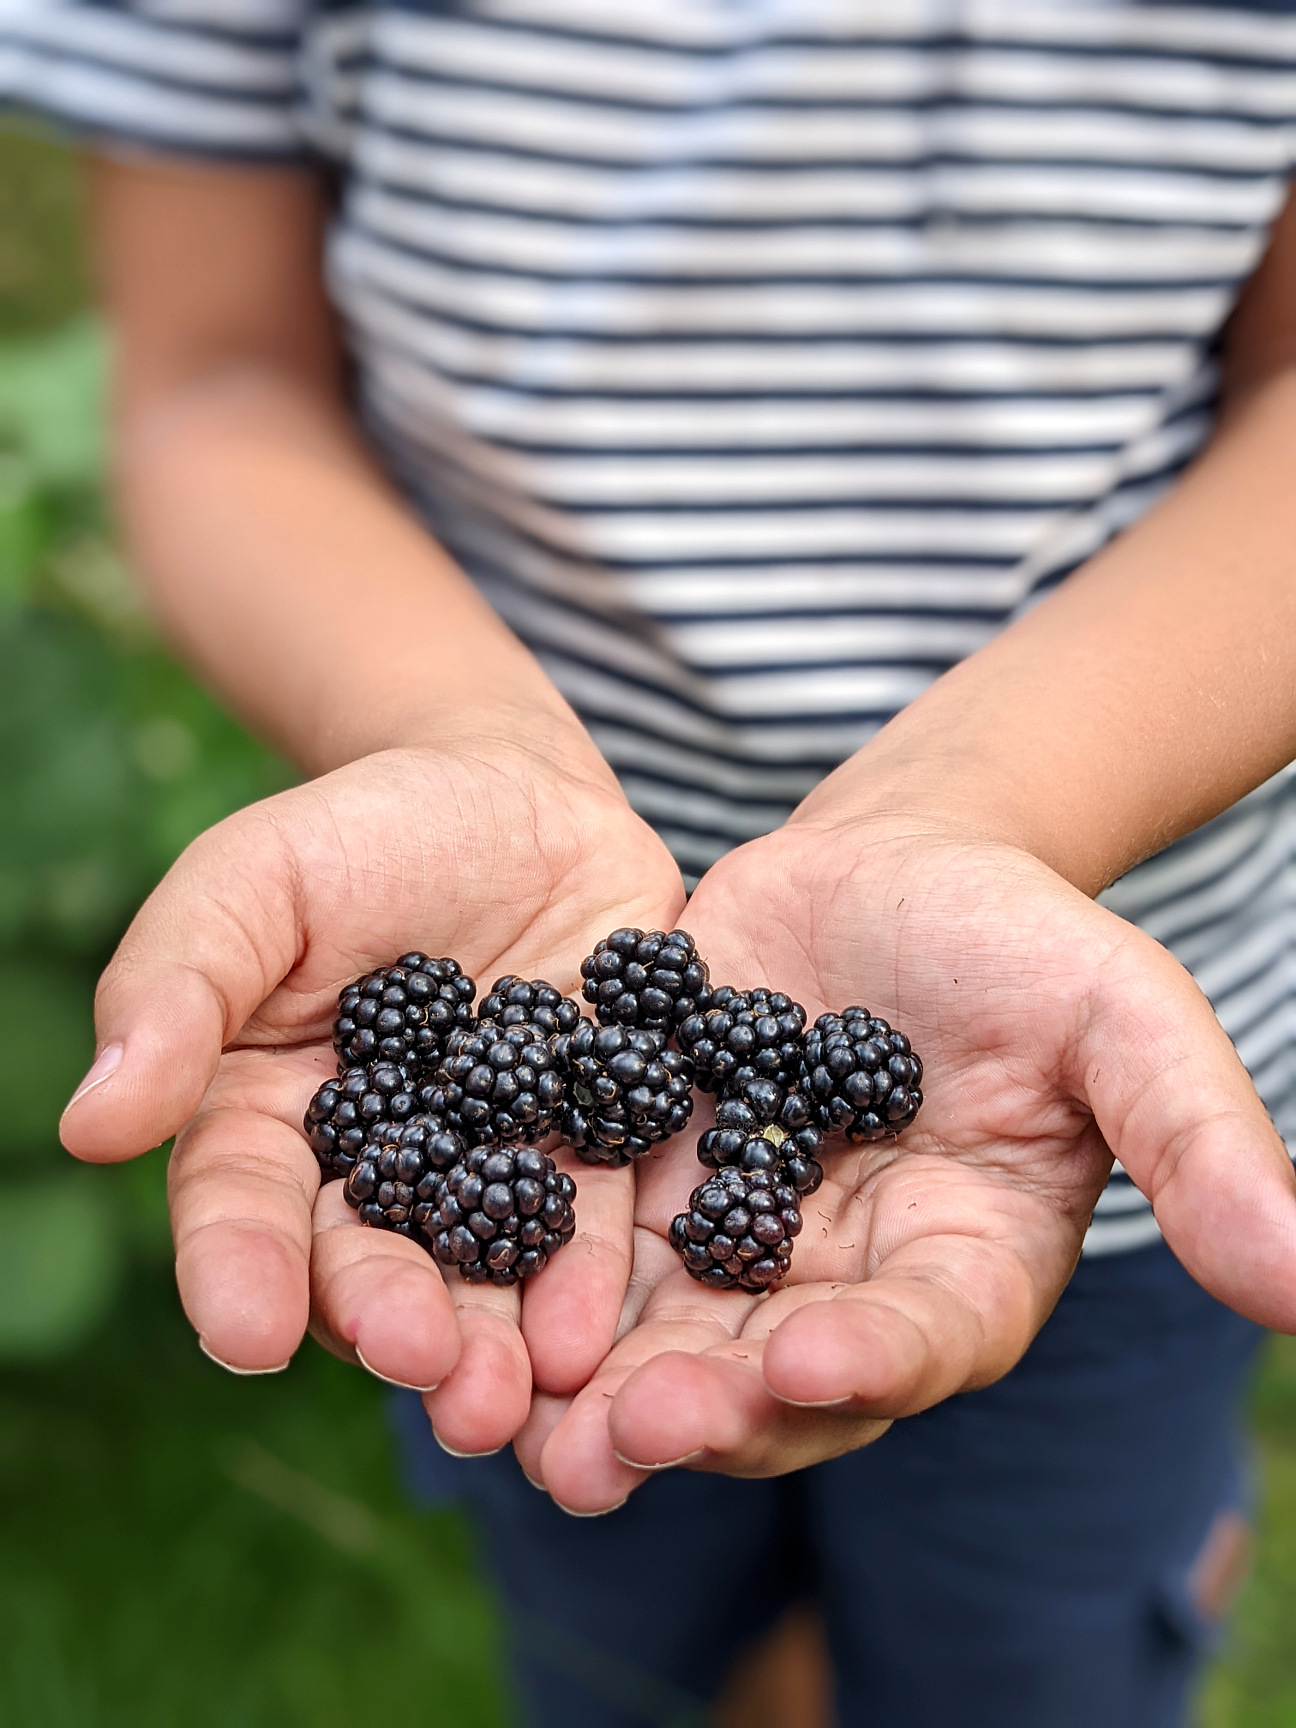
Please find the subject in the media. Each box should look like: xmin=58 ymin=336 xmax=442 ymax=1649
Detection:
xmin=579 ymin=927 xmax=709 ymax=1033
xmin=332 ymin=953 xmax=476 ymax=1074
xmin=800 ymin=1006 xmax=924 ymax=1142
xmin=669 ymin=1143 xmax=806 ymax=1291
xmin=304 ymin=1062 xmax=418 ymax=1179
xmin=478 ymin=975 xmax=581 ymax=1037
xmin=428 ymin=1144 xmax=577 ymax=1285
xmin=342 ymin=1114 xmax=466 ymax=1236
xmin=428 ymin=1018 xmax=566 ymax=1144
xmin=554 ymin=1020 xmax=694 ymax=1166
xmin=676 ymin=986 xmax=806 ymax=1096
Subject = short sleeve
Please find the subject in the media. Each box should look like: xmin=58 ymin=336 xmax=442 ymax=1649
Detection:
xmin=0 ymin=0 xmax=313 ymax=160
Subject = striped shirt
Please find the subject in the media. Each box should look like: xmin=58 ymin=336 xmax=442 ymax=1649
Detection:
xmin=5 ymin=0 xmax=1295 ymax=1254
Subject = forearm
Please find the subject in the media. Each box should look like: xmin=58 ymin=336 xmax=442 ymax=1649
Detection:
xmin=91 ymin=152 xmax=585 ymax=777
xmin=804 ymin=361 xmax=1296 ymax=895
xmin=113 ymin=368 xmax=580 ymax=773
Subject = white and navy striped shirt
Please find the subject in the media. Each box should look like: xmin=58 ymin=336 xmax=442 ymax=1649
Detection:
xmin=5 ymin=0 xmax=1295 ymax=1253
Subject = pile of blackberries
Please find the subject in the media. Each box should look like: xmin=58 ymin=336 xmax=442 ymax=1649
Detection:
xmin=304 ymin=933 xmax=923 ymax=1291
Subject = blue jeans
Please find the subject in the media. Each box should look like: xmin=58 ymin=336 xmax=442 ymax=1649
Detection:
xmin=392 ymin=1242 xmax=1261 ymax=1728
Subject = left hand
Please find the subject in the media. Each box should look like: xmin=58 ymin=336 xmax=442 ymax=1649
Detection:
xmin=525 ymin=809 xmax=1296 ymax=1513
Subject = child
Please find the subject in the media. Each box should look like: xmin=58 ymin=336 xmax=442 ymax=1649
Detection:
xmin=8 ymin=2 xmax=1296 ymax=1722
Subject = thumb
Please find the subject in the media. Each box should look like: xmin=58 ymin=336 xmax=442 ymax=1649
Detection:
xmin=60 ymin=806 xmax=301 ymax=1162
xmin=1086 ymin=925 xmax=1296 ymax=1331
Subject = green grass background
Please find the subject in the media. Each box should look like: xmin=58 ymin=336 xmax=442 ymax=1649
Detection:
xmin=0 ymin=123 xmax=1293 ymax=1728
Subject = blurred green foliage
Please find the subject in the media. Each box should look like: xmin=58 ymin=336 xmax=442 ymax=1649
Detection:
xmin=1205 ymin=1337 xmax=1296 ymax=1726
xmin=0 ymin=128 xmax=91 ymax=337
xmin=0 ymin=1280 xmax=505 ymax=1728
xmin=0 ymin=307 xmax=290 ymax=1355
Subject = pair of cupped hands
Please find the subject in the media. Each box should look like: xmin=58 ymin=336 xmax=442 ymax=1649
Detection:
xmin=59 ymin=720 xmax=1296 ymax=1514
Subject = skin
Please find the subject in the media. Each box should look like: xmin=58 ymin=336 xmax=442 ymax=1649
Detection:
xmin=65 ymin=153 xmax=1296 ymax=1502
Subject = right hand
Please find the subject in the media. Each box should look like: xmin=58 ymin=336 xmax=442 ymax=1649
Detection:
xmin=59 ymin=719 xmax=685 ymax=1453
xmin=528 ymin=810 xmax=1296 ymax=1510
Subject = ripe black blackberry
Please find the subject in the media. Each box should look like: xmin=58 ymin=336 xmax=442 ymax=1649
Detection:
xmin=669 ymin=1145 xmax=805 ymax=1292
xmin=304 ymin=1062 xmax=418 ymax=1179
xmin=478 ymin=975 xmax=581 ymax=1038
xmin=342 ymin=1114 xmax=466 ymax=1236
xmin=580 ymin=928 xmax=709 ymax=1033
xmin=694 ymin=1105 xmax=825 ymax=1202
xmin=801 ymin=1007 xmax=924 ymax=1142
xmin=696 ymin=1072 xmax=822 ymax=1168
xmin=427 ymin=1018 xmax=566 ymax=1144
xmin=332 ymin=953 xmax=475 ymax=1074
xmin=428 ymin=1144 xmax=577 ymax=1285
xmin=676 ymin=987 xmax=806 ymax=1096
xmin=553 ymin=1021 xmax=694 ymax=1166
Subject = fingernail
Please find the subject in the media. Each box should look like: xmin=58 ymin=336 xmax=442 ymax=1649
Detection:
xmin=612 ymin=1448 xmax=704 ymax=1471
xmin=63 ymin=1043 xmax=124 ymax=1115
xmin=355 ymin=1347 xmax=441 ymax=1393
xmin=559 ymin=1498 xmax=629 ymax=1518
xmin=200 ymin=1337 xmax=292 ymax=1376
xmin=773 ymin=1393 xmax=854 ymax=1409
xmin=521 ymin=1468 xmax=546 ymax=1491
xmin=432 ymin=1428 xmax=504 ymax=1460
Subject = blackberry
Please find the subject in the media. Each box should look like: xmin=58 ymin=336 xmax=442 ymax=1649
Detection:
xmin=342 ymin=1114 xmax=466 ymax=1236
xmin=697 ymin=1097 xmax=823 ymax=1188
xmin=696 ymin=1067 xmax=820 ymax=1162
xmin=579 ymin=928 xmax=709 ymax=1033
xmin=478 ymin=976 xmax=581 ymax=1038
xmin=304 ymin=1062 xmax=418 ymax=1179
xmin=696 ymin=1112 xmax=823 ymax=1194
xmin=800 ymin=1007 xmax=924 ymax=1142
xmin=332 ymin=954 xmax=475 ymax=1074
xmin=669 ymin=1148 xmax=805 ymax=1292
xmin=427 ymin=1018 xmax=566 ymax=1144
xmin=553 ymin=1021 xmax=694 ymax=1167
xmin=427 ymin=1144 xmax=577 ymax=1285
xmin=676 ymin=986 xmax=807 ymax=1096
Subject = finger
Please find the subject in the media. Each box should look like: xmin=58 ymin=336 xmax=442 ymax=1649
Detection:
xmin=519 ymin=1149 xmax=635 ymax=1396
xmin=512 ymin=1390 xmax=573 ymax=1489
xmin=607 ymin=1344 xmax=891 ymax=1478
xmin=61 ymin=806 xmax=302 ymax=1162
xmin=1084 ymin=929 xmax=1296 ymax=1329
xmin=760 ymin=1231 xmax=1050 ymax=1415
xmin=168 ymin=1096 xmax=315 ymax=1374
xmin=423 ymin=1276 xmax=533 ymax=1456
xmin=310 ymin=1182 xmax=461 ymax=1391
xmin=538 ymin=1244 xmax=752 ymax=1513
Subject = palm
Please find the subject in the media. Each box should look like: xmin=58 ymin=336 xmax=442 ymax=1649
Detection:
xmin=531 ymin=818 xmax=1296 ymax=1512
xmin=65 ymin=740 xmax=685 ymax=1451
xmin=678 ymin=824 xmax=1115 ymax=1286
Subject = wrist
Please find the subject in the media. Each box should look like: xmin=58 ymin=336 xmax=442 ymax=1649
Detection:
xmin=788 ymin=731 xmax=1103 ymax=890
xmin=349 ymin=700 xmax=625 ymax=809
xmin=319 ymin=677 xmax=597 ymax=773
